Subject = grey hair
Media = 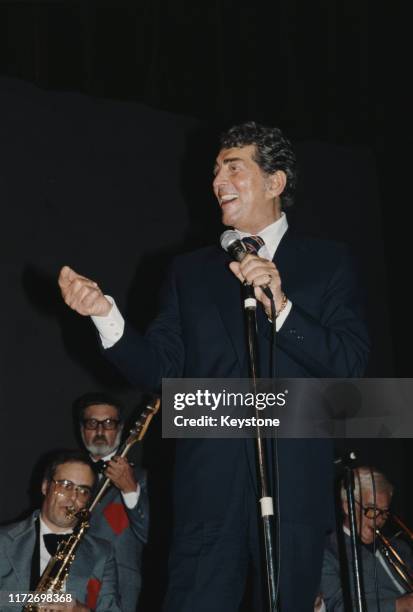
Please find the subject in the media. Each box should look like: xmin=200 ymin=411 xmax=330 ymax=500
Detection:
xmin=340 ymin=466 xmax=394 ymax=503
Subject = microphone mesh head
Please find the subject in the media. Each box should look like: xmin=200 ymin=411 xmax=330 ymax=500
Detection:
xmin=220 ymin=230 xmax=240 ymax=252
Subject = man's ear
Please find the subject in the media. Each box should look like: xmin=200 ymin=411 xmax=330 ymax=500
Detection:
xmin=41 ymin=479 xmax=49 ymax=497
xmin=265 ymin=170 xmax=287 ymax=198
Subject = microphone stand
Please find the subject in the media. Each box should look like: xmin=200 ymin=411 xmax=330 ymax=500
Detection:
xmin=343 ymin=464 xmax=367 ymax=612
xmin=242 ymin=282 xmax=278 ymax=612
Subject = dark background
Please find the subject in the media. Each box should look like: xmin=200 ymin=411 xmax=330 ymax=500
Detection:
xmin=0 ymin=2 xmax=411 ymax=610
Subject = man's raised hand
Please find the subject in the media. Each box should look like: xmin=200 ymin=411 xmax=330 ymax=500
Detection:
xmin=58 ymin=266 xmax=112 ymax=317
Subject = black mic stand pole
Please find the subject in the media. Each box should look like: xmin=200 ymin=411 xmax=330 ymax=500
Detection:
xmin=343 ymin=463 xmax=367 ymax=612
xmin=242 ymin=282 xmax=278 ymax=612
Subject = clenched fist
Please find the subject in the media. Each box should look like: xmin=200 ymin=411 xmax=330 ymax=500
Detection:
xmin=58 ymin=266 xmax=112 ymax=317
xmin=105 ymin=456 xmax=138 ymax=494
xmin=229 ymin=254 xmax=285 ymax=319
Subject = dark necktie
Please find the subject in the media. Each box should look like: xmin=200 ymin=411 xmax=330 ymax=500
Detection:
xmin=43 ymin=533 xmax=70 ymax=557
xmin=242 ymin=235 xmax=265 ymax=255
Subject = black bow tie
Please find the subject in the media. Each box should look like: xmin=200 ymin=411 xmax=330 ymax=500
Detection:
xmin=94 ymin=459 xmax=108 ymax=474
xmin=43 ymin=533 xmax=70 ymax=557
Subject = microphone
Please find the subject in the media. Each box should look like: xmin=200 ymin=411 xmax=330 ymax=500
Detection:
xmin=333 ymin=451 xmax=357 ymax=476
xmin=220 ymin=230 xmax=273 ymax=300
xmin=220 ymin=230 xmax=248 ymax=262
xmin=334 ymin=451 xmax=357 ymax=466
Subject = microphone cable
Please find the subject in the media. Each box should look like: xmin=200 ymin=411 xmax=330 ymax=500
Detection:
xmin=269 ymin=294 xmax=281 ymax=609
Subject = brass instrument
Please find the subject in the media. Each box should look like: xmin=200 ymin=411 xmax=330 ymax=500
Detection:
xmin=375 ymin=514 xmax=413 ymax=593
xmin=24 ymin=509 xmax=90 ymax=611
xmin=25 ymin=397 xmax=160 ymax=610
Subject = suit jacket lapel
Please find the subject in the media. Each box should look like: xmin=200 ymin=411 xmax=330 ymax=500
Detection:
xmin=67 ymin=536 xmax=94 ymax=599
xmin=94 ymin=480 xmax=118 ymax=507
xmin=205 ymin=247 xmax=247 ymax=371
xmin=204 ymin=233 xmax=299 ymax=371
xmin=273 ymin=229 xmax=307 ymax=298
xmin=7 ymin=514 xmax=38 ymax=590
xmin=273 ymin=229 xmax=293 ymax=281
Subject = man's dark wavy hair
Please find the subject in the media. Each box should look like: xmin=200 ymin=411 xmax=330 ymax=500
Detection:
xmin=73 ymin=391 xmax=124 ymax=423
xmin=43 ymin=449 xmax=95 ymax=483
xmin=219 ymin=121 xmax=297 ymax=208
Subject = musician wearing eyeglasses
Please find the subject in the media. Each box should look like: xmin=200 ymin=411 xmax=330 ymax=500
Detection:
xmin=320 ymin=467 xmax=413 ymax=611
xmin=74 ymin=392 xmax=149 ymax=612
xmin=0 ymin=450 xmax=121 ymax=611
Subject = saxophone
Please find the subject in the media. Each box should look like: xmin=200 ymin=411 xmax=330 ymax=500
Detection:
xmin=24 ymin=508 xmax=90 ymax=611
xmin=25 ymin=397 xmax=160 ymax=611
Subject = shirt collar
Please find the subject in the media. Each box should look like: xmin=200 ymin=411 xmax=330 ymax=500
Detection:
xmin=90 ymin=449 xmax=117 ymax=463
xmin=39 ymin=516 xmax=72 ymax=536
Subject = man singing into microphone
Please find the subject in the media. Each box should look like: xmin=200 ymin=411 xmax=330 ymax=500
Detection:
xmin=58 ymin=121 xmax=369 ymax=611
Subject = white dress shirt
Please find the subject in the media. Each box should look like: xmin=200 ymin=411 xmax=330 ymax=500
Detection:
xmin=92 ymin=213 xmax=292 ymax=347
xmin=39 ymin=516 xmax=72 ymax=580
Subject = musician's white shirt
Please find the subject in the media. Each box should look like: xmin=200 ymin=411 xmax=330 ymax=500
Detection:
xmin=39 ymin=516 xmax=72 ymax=585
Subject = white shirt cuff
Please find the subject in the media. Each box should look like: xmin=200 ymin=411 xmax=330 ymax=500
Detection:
xmin=91 ymin=296 xmax=125 ymax=349
xmin=276 ymin=299 xmax=292 ymax=331
xmin=121 ymin=483 xmax=141 ymax=509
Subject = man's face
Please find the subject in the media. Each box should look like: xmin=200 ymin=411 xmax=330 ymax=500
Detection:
xmin=344 ymin=488 xmax=391 ymax=545
xmin=212 ymin=144 xmax=282 ymax=233
xmin=41 ymin=461 xmax=94 ymax=532
xmin=80 ymin=403 xmax=122 ymax=459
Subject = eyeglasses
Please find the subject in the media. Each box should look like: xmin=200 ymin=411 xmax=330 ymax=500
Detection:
xmin=82 ymin=418 xmax=120 ymax=430
xmin=355 ymin=500 xmax=390 ymax=520
xmin=52 ymin=479 xmax=92 ymax=500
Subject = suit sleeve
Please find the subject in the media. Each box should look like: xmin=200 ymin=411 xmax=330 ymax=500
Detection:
xmin=124 ymin=469 xmax=149 ymax=545
xmin=105 ymin=264 xmax=184 ymax=392
xmin=320 ymin=545 xmax=347 ymax=612
xmin=276 ymin=247 xmax=370 ymax=377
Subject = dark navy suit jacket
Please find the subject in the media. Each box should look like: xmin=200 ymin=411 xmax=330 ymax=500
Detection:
xmin=105 ymin=231 xmax=370 ymax=610
xmin=106 ymin=232 xmax=369 ymax=519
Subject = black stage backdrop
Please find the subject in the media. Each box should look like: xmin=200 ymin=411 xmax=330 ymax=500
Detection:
xmin=0 ymin=77 xmax=410 ymax=609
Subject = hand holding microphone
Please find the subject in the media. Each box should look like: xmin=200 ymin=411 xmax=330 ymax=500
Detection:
xmin=220 ymin=230 xmax=286 ymax=318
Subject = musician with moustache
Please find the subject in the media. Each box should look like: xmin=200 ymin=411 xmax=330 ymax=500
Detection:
xmin=74 ymin=392 xmax=149 ymax=612
xmin=0 ymin=450 xmax=121 ymax=612
xmin=321 ymin=467 xmax=413 ymax=611
xmin=58 ymin=122 xmax=369 ymax=611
